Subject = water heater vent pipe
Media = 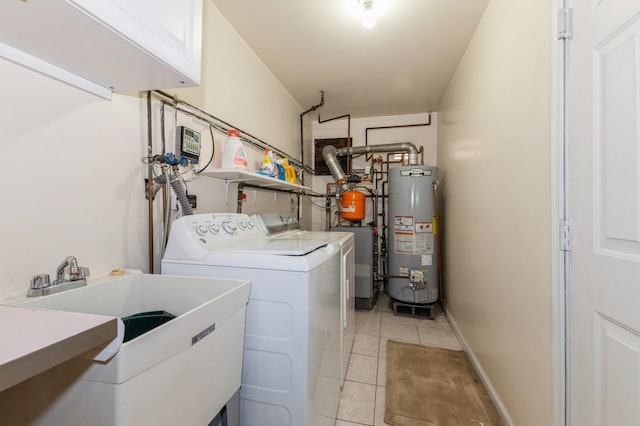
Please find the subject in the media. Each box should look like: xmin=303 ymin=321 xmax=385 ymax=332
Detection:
xmin=322 ymin=142 xmax=420 ymax=182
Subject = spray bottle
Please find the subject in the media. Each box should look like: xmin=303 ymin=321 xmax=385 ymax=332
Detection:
xmin=221 ymin=129 xmax=247 ymax=169
xmin=257 ymin=149 xmax=275 ymax=177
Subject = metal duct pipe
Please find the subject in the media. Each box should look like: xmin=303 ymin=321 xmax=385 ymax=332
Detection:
xmin=322 ymin=142 xmax=420 ymax=181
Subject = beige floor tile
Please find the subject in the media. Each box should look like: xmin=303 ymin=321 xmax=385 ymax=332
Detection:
xmin=379 ymin=296 xmax=393 ymax=313
xmin=376 ymin=356 xmax=386 ymax=387
xmin=355 ymin=315 xmax=381 ymax=336
xmin=414 ymin=312 xmax=454 ymax=331
xmin=374 ymin=385 xmax=391 ymax=426
xmin=314 ymin=412 xmax=337 ymax=426
xmin=414 ymin=316 xmax=443 ymax=328
xmin=433 ymin=312 xmax=453 ymax=329
xmin=337 ymin=380 xmax=376 ymax=425
xmin=346 ymin=353 xmax=378 ymax=385
xmin=381 ymin=311 xmax=418 ymax=326
xmin=354 ymin=320 xmax=380 ymax=336
xmin=340 ymin=294 xmax=462 ymax=426
xmin=356 ymin=308 xmax=382 ymax=318
xmin=352 ymin=334 xmax=380 ymax=357
xmin=417 ymin=325 xmax=462 ymax=350
xmin=380 ymin=321 xmax=419 ymax=343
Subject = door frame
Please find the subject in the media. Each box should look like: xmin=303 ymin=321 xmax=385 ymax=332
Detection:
xmin=551 ymin=0 xmax=569 ymax=425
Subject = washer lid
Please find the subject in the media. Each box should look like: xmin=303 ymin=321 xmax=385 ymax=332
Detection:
xmin=227 ymin=238 xmax=327 ymax=256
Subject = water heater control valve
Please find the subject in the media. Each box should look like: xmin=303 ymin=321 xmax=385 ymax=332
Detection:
xmin=409 ymin=269 xmax=428 ymax=285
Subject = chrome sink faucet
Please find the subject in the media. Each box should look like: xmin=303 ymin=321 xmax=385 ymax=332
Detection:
xmin=28 ymin=256 xmax=90 ymax=297
xmin=54 ymin=256 xmax=87 ymax=284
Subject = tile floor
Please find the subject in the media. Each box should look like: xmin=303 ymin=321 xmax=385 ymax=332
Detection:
xmin=335 ymin=293 xmax=463 ymax=426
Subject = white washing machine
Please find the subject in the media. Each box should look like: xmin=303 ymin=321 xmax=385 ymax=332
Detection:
xmin=252 ymin=213 xmax=355 ymax=388
xmin=161 ymin=213 xmax=341 ymax=426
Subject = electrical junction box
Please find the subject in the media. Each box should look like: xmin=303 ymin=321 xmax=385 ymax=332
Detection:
xmin=177 ymin=126 xmax=201 ymax=160
xmin=187 ymin=194 xmax=197 ymax=209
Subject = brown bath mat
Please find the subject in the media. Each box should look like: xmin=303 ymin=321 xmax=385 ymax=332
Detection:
xmin=385 ymin=340 xmax=501 ymax=426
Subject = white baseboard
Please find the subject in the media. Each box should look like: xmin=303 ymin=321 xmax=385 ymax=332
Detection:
xmin=445 ymin=309 xmax=515 ymax=426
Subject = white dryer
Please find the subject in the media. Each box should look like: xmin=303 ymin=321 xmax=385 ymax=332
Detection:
xmin=161 ymin=213 xmax=341 ymax=426
xmin=252 ymin=213 xmax=355 ymax=388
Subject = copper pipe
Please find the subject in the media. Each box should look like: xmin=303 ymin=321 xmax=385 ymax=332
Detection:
xmin=325 ymin=182 xmax=339 ymax=229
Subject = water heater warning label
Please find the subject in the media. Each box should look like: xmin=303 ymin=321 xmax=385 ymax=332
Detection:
xmin=416 ymin=222 xmax=432 ymax=233
xmin=394 ymin=216 xmax=414 ymax=228
xmin=394 ymin=216 xmax=415 ymax=253
xmin=416 ymin=233 xmax=434 ymax=255
xmin=394 ymin=216 xmax=434 ymax=254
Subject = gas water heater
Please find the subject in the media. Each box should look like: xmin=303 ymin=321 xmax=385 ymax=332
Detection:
xmin=387 ymin=165 xmax=439 ymax=305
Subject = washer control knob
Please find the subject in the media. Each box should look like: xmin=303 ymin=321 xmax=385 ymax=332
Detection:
xmin=208 ymin=224 xmax=220 ymax=234
xmin=222 ymin=221 xmax=237 ymax=234
xmin=238 ymin=222 xmax=247 ymax=231
xmin=195 ymin=225 xmax=208 ymax=236
xmin=246 ymin=221 xmax=254 ymax=229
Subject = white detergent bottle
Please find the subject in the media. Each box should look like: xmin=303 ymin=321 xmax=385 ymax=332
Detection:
xmin=221 ymin=129 xmax=248 ymax=169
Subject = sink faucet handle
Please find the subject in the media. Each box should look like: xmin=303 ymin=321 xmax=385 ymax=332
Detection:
xmin=68 ymin=257 xmax=79 ymax=275
xmin=56 ymin=256 xmax=79 ymax=282
xmin=30 ymin=274 xmax=51 ymax=290
xmin=77 ymin=266 xmax=90 ymax=279
xmin=69 ymin=266 xmax=90 ymax=281
xmin=51 ymin=256 xmax=89 ymax=284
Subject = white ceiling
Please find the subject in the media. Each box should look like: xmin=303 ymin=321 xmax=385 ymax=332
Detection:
xmin=212 ymin=0 xmax=489 ymax=118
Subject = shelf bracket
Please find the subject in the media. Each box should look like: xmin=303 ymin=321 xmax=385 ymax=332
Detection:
xmin=224 ymin=180 xmax=231 ymax=205
xmin=223 ymin=179 xmax=242 ymax=206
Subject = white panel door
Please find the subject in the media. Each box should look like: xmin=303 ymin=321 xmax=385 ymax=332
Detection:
xmin=568 ymin=1 xmax=640 ymax=425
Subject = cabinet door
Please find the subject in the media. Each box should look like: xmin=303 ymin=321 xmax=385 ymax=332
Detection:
xmin=0 ymin=0 xmax=202 ymax=97
xmin=69 ymin=0 xmax=202 ymax=85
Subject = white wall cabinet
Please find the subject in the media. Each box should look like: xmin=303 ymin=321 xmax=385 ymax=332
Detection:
xmin=0 ymin=0 xmax=202 ymax=99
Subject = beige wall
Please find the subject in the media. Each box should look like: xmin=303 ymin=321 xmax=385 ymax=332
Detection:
xmin=176 ymin=1 xmax=302 ymax=156
xmin=173 ymin=1 xmax=303 ymax=232
xmin=0 ymin=0 xmax=302 ymax=294
xmin=437 ymin=0 xmax=552 ymax=424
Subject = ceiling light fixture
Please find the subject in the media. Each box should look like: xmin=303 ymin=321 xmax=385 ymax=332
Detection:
xmin=360 ymin=0 xmax=377 ymax=29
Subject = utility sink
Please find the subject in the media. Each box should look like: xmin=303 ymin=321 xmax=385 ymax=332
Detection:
xmin=0 ymin=270 xmax=250 ymax=426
